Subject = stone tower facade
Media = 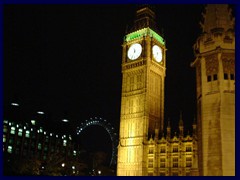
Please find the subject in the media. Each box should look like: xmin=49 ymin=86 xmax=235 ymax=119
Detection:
xmin=117 ymin=6 xmax=166 ymax=176
xmin=191 ymin=4 xmax=235 ymax=176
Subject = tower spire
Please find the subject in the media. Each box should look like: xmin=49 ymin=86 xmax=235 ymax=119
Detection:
xmin=167 ymin=118 xmax=171 ymax=140
xmin=200 ymin=4 xmax=234 ymax=33
xmin=179 ymin=111 xmax=184 ymax=139
xmin=179 ymin=111 xmax=183 ymax=127
xmin=129 ymin=5 xmax=159 ymax=33
xmin=192 ymin=116 xmax=197 ymax=139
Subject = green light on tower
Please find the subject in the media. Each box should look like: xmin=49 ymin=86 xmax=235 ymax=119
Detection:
xmin=125 ymin=28 xmax=165 ymax=45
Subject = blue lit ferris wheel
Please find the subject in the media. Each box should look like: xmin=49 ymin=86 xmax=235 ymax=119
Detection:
xmin=76 ymin=117 xmax=118 ymax=167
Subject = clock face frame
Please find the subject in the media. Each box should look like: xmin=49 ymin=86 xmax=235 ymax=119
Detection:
xmin=152 ymin=45 xmax=163 ymax=62
xmin=127 ymin=43 xmax=142 ymax=60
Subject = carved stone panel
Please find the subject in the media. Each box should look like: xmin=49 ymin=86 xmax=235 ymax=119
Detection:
xmin=222 ymin=53 xmax=235 ymax=73
xmin=205 ymin=54 xmax=219 ymax=75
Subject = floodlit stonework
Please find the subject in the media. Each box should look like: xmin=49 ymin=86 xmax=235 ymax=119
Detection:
xmin=117 ymin=6 xmax=166 ymax=176
xmin=191 ymin=4 xmax=235 ymax=176
xmin=118 ymin=4 xmax=235 ymax=176
xmin=117 ymin=6 xmax=199 ymax=176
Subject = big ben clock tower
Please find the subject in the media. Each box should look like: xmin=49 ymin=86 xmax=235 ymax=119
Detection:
xmin=117 ymin=5 xmax=166 ymax=176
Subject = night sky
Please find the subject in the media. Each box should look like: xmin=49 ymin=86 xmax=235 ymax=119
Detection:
xmin=4 ymin=4 xmax=211 ymax=154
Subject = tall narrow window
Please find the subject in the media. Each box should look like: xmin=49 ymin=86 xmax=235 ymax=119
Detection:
xmin=137 ymin=74 xmax=142 ymax=89
xmin=148 ymin=158 xmax=153 ymax=168
xmin=3 ymin=134 xmax=6 ymax=143
xmin=173 ymin=146 xmax=178 ymax=152
xmin=173 ymin=157 xmax=178 ymax=167
xmin=224 ymin=73 xmax=228 ymax=80
xmin=186 ymin=146 xmax=192 ymax=152
xmin=213 ymin=74 xmax=217 ymax=81
xmin=18 ymin=129 xmax=23 ymax=136
xmin=7 ymin=146 xmax=13 ymax=153
xmin=160 ymin=147 xmax=166 ymax=153
xmin=149 ymin=148 xmax=154 ymax=154
xmin=25 ymin=130 xmax=30 ymax=138
xmin=207 ymin=75 xmax=211 ymax=82
xmin=130 ymin=76 xmax=134 ymax=91
xmin=10 ymin=127 xmax=15 ymax=135
xmin=186 ymin=157 xmax=192 ymax=167
xmin=160 ymin=158 xmax=165 ymax=168
xmin=38 ymin=143 xmax=42 ymax=150
xmin=3 ymin=125 xmax=8 ymax=133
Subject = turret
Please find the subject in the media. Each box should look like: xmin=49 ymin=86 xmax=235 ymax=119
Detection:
xmin=191 ymin=4 xmax=235 ymax=175
xmin=129 ymin=5 xmax=159 ymax=34
xmin=192 ymin=117 xmax=197 ymax=139
xmin=178 ymin=111 xmax=184 ymax=139
xmin=154 ymin=128 xmax=159 ymax=141
xmin=167 ymin=119 xmax=171 ymax=141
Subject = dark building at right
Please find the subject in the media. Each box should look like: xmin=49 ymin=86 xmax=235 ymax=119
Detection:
xmin=191 ymin=4 xmax=235 ymax=176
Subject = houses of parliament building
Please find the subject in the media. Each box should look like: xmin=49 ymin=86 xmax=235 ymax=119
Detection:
xmin=117 ymin=4 xmax=235 ymax=176
xmin=3 ymin=4 xmax=235 ymax=176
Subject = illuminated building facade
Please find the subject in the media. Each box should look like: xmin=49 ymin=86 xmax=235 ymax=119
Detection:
xmin=3 ymin=111 xmax=118 ymax=175
xmin=117 ymin=5 xmax=166 ymax=176
xmin=3 ymin=119 xmax=78 ymax=163
xmin=118 ymin=4 xmax=235 ymax=176
xmin=143 ymin=115 xmax=198 ymax=176
xmin=191 ymin=4 xmax=235 ymax=176
xmin=117 ymin=6 xmax=198 ymax=176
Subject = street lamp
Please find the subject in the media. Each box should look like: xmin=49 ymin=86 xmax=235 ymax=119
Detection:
xmin=62 ymin=119 xmax=69 ymax=122
xmin=11 ymin=102 xmax=19 ymax=106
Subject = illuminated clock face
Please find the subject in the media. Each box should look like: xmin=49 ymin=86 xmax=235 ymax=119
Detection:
xmin=152 ymin=45 xmax=163 ymax=62
xmin=127 ymin=43 xmax=142 ymax=60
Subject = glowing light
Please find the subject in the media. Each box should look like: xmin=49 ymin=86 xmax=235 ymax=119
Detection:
xmin=63 ymin=139 xmax=67 ymax=146
xmin=127 ymin=43 xmax=142 ymax=60
xmin=31 ymin=120 xmax=36 ymax=125
xmin=37 ymin=111 xmax=44 ymax=115
xmin=152 ymin=45 xmax=163 ymax=62
xmin=125 ymin=28 xmax=165 ymax=45
xmin=11 ymin=103 xmax=19 ymax=106
xmin=62 ymin=119 xmax=69 ymax=122
xmin=7 ymin=146 xmax=13 ymax=153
